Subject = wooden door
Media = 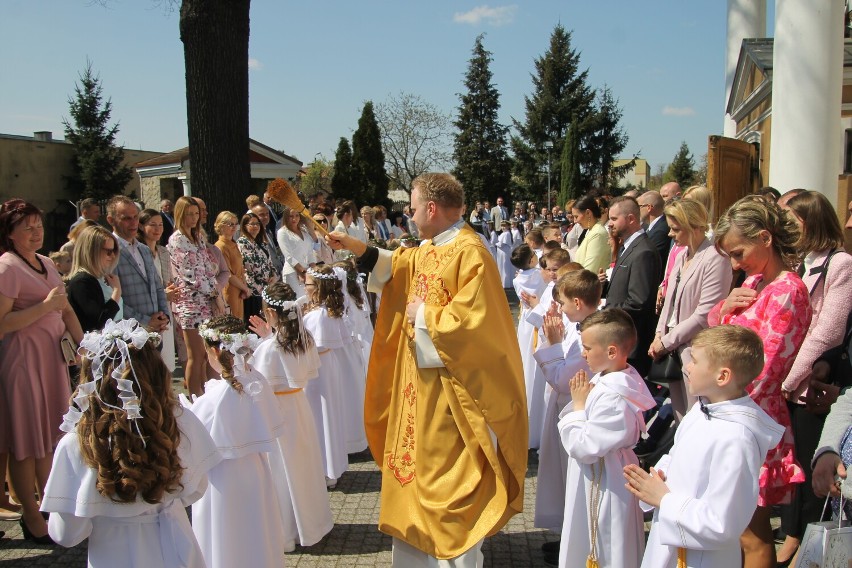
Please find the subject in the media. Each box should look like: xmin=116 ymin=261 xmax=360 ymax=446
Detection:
xmin=706 ymin=135 xmax=759 ymax=218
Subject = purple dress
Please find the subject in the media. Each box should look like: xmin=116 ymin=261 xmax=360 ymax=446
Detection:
xmin=0 ymin=252 xmax=70 ymax=459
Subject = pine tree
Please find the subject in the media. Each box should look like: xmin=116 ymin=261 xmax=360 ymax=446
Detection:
xmin=453 ymin=34 xmax=511 ymax=206
xmin=331 ymin=137 xmax=355 ymax=198
xmin=62 ymin=61 xmax=133 ymax=200
xmin=665 ymin=141 xmax=695 ymax=188
xmin=587 ymin=86 xmax=634 ymax=191
xmin=351 ymin=101 xmax=389 ymax=207
xmin=511 ymin=24 xmax=595 ymax=199
xmin=559 ymin=119 xmax=582 ymax=205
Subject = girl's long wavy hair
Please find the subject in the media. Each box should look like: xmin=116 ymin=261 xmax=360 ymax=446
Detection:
xmin=201 ymin=315 xmax=249 ymax=392
xmin=333 ymin=261 xmax=365 ymax=311
xmin=308 ymin=265 xmax=345 ymax=318
xmin=76 ymin=342 xmax=184 ymax=504
xmin=263 ymin=282 xmax=315 ymax=355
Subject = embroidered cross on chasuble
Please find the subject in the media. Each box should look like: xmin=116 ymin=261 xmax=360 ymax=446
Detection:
xmin=364 ymin=224 xmax=528 ymax=559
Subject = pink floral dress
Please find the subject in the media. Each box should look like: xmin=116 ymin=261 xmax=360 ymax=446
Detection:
xmin=708 ymin=272 xmax=811 ymax=506
xmin=168 ymin=231 xmax=220 ymax=329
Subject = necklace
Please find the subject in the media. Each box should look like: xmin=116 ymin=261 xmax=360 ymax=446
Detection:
xmin=12 ymin=249 xmax=47 ymax=275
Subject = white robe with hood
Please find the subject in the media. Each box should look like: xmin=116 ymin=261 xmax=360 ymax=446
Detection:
xmin=557 ymin=366 xmax=656 ymax=568
xmin=496 ymin=229 xmax=515 ymax=288
xmin=522 ymin=279 xmax=555 ymax=449
xmin=640 ymin=395 xmax=784 ymax=568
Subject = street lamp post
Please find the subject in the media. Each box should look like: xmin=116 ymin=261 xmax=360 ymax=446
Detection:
xmin=544 ymin=141 xmax=553 ymax=214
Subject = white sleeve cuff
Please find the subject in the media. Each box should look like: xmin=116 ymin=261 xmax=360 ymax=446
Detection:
xmin=367 ymin=248 xmax=394 ymax=293
xmin=414 ymin=303 xmax=444 ymax=368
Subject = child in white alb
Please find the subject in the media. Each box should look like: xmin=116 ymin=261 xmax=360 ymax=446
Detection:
xmin=557 ymin=309 xmax=655 ymax=568
xmin=250 ymin=282 xmax=334 ymax=550
xmin=624 ymin=325 xmax=784 ymax=568
xmin=188 ymin=315 xmax=287 ymax=568
xmin=42 ymin=319 xmax=221 ymax=568
xmin=533 ymin=269 xmax=598 ymax=554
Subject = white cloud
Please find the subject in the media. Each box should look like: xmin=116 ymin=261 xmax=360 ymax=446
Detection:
xmin=661 ymin=106 xmax=695 ymax=117
xmin=453 ymin=5 xmax=517 ymax=26
xmin=248 ymin=58 xmax=263 ymax=71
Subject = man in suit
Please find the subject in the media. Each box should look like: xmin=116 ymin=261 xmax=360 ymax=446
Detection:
xmin=159 ymin=199 xmax=175 ymax=246
xmin=490 ymin=197 xmax=509 ymax=233
xmin=637 ymin=190 xmax=670 ymax=276
xmin=602 ymin=196 xmax=661 ymax=376
xmin=107 ymin=195 xmax=170 ymax=332
xmin=70 ymin=198 xmax=101 ymax=233
xmin=262 ymin=189 xmax=281 ymax=231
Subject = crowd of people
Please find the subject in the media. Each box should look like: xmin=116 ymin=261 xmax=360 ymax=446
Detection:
xmin=0 ymin=174 xmax=850 ymax=568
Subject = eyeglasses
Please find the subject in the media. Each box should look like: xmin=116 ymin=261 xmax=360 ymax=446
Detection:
xmin=102 ymin=247 xmax=118 ymax=256
xmin=221 ymin=222 xmax=237 ymax=227
xmin=313 ymin=218 xmax=328 ymax=224
xmin=246 ymin=223 xmax=261 ymax=228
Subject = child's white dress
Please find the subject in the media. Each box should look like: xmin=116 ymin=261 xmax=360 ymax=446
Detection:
xmin=187 ymin=370 xmax=287 ymax=568
xmin=496 ymin=230 xmax=515 ymax=288
xmin=640 ymin=396 xmax=783 ymax=568
xmin=41 ymin=408 xmax=221 ymax=568
xmin=532 ymin=321 xmax=589 ymax=532
xmin=252 ymin=335 xmax=335 ymax=549
xmin=521 ymin=278 xmax=553 ymax=449
xmin=303 ymin=306 xmax=352 ymax=480
xmin=557 ymin=366 xmax=656 ymax=568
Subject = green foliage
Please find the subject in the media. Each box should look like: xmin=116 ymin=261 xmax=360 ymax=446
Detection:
xmin=453 ymin=34 xmax=512 ymax=206
xmin=511 ymin=24 xmax=595 ymax=197
xmin=352 ymin=101 xmax=390 ymax=208
xmin=559 ymin=119 xmax=582 ymax=206
xmin=62 ymin=60 xmax=132 ymax=200
xmin=376 ymin=92 xmax=452 ymax=194
xmin=587 ymin=86 xmax=634 ymax=190
xmin=331 ymin=137 xmax=355 ymax=197
xmin=300 ymin=157 xmax=333 ymax=196
xmin=665 ymin=141 xmax=695 ymax=188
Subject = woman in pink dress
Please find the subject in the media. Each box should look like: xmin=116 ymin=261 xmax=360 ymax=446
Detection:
xmin=167 ymin=196 xmax=220 ymax=397
xmin=710 ymin=195 xmax=811 ymax=568
xmin=0 ymin=199 xmax=83 ymax=543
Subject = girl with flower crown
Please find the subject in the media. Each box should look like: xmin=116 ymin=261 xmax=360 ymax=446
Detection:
xmin=301 ymin=264 xmax=352 ymax=487
xmin=40 ymin=319 xmax=221 ymax=567
xmin=186 ymin=314 xmax=287 ymax=568
xmin=249 ymin=282 xmax=334 ymax=551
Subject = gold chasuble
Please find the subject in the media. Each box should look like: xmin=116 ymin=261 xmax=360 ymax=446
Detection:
xmin=365 ymin=223 xmax=527 ymax=559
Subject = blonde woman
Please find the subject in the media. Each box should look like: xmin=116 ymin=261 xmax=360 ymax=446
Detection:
xmin=167 ymin=196 xmax=220 ymax=396
xmin=214 ymin=211 xmax=250 ymax=319
xmin=67 ymin=225 xmax=123 ymax=332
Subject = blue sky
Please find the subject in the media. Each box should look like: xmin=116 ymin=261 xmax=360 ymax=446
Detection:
xmin=0 ymin=1 xmax=771 ymax=174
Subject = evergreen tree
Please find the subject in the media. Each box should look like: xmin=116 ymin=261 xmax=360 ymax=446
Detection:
xmin=559 ymin=119 xmax=582 ymax=205
xmin=665 ymin=141 xmax=695 ymax=188
xmin=511 ymin=24 xmax=595 ymax=198
xmin=453 ymin=34 xmax=511 ymax=206
xmin=587 ymin=86 xmax=634 ymax=191
xmin=62 ymin=61 xmax=132 ymax=200
xmin=351 ymin=101 xmax=389 ymax=207
xmin=331 ymin=137 xmax=355 ymax=198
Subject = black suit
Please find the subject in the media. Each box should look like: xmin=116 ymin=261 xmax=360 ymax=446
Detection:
xmin=160 ymin=212 xmax=175 ymax=247
xmin=645 ymin=217 xmax=670 ymax=279
xmin=604 ymin=233 xmax=662 ymax=377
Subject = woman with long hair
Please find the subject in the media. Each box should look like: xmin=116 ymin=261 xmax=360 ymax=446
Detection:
xmin=138 ymin=208 xmax=179 ymax=371
xmin=67 ymin=225 xmax=123 ymax=332
xmin=167 ymin=196 xmax=220 ymax=396
xmin=774 ymin=190 xmax=852 ymax=566
xmin=710 ymin=195 xmax=812 ymax=567
xmin=237 ymin=212 xmax=277 ymax=321
xmin=0 ymin=199 xmax=83 ymax=542
xmin=276 ymin=206 xmax=315 ymax=298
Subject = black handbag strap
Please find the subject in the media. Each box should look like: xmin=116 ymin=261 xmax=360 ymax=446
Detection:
xmin=807 ymin=250 xmax=839 ymax=297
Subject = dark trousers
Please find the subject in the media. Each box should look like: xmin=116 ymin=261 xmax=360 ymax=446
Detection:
xmin=780 ymin=401 xmax=828 ymax=538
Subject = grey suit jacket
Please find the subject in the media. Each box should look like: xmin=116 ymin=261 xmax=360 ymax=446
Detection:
xmin=114 ymin=239 xmax=170 ymax=326
xmin=605 ymin=233 xmax=662 ymax=374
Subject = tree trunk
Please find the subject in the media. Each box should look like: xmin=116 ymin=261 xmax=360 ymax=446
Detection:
xmin=180 ymin=0 xmax=251 ymax=227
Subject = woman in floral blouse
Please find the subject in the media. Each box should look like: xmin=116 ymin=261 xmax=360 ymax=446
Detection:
xmin=167 ymin=196 xmax=221 ymax=396
xmin=237 ymin=212 xmax=277 ymax=321
xmin=710 ymin=195 xmax=812 ymax=568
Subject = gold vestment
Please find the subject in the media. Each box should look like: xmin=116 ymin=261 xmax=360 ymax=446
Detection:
xmin=365 ymin=225 xmax=527 ymax=559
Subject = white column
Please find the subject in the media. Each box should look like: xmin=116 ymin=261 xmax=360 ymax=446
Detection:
xmin=724 ymin=0 xmax=766 ymax=137
xmin=769 ymin=0 xmax=845 ymax=202
xmin=178 ymin=174 xmax=192 ymax=196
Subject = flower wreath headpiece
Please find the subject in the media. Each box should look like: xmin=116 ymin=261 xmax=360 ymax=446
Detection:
xmin=261 ymin=289 xmax=311 ymax=348
xmin=197 ymin=322 xmax=262 ymax=374
xmin=306 ymin=266 xmax=338 ymax=280
xmin=60 ymin=319 xmax=162 ymax=444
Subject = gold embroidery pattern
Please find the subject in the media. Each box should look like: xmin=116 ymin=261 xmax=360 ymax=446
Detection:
xmin=387 ymin=363 xmax=417 ymax=486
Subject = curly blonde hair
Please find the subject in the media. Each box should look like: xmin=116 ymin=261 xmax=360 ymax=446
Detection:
xmin=714 ymin=195 xmax=800 ymax=269
xmin=77 ymin=342 xmax=184 ymax=504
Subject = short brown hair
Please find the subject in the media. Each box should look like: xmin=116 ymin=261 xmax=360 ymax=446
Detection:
xmin=412 ymin=173 xmax=464 ymax=209
xmin=692 ymin=325 xmax=764 ymax=388
xmin=580 ymin=308 xmax=637 ymax=353
xmin=543 ymin=247 xmax=571 ymax=267
xmin=787 ymin=191 xmax=844 ymax=254
xmin=556 ymin=269 xmax=602 ymax=307
xmin=246 ymin=194 xmax=262 ymax=209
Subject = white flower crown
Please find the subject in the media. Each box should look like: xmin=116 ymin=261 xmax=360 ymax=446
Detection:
xmin=306 ymin=267 xmax=338 ymax=280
